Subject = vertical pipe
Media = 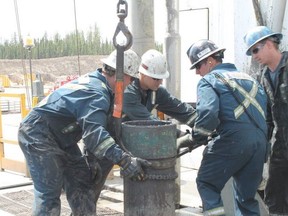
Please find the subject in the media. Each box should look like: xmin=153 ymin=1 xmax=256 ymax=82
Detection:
xmin=281 ymin=0 xmax=288 ymax=50
xmin=261 ymin=0 xmax=286 ymax=31
xmin=122 ymin=120 xmax=177 ymax=216
xmin=28 ymin=49 xmax=33 ymax=98
xmin=164 ymin=0 xmax=181 ymax=98
xmin=164 ymin=0 xmax=181 ymax=208
xmin=128 ymin=0 xmax=155 ymax=56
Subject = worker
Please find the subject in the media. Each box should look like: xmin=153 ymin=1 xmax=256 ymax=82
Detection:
xmin=123 ymin=49 xmax=196 ymax=132
xmin=244 ymin=25 xmax=288 ymax=215
xmin=180 ymin=39 xmax=268 ymax=215
xmin=18 ymin=49 xmax=151 ymax=216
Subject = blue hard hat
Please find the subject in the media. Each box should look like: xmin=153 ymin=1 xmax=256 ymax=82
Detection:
xmin=244 ymin=26 xmax=283 ymax=56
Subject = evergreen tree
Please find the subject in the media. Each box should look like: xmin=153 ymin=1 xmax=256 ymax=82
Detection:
xmin=0 ymin=24 xmax=162 ymax=59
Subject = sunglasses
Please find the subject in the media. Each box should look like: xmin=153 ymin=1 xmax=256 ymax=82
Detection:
xmin=251 ymin=43 xmax=265 ymax=55
xmin=104 ymin=64 xmax=116 ymax=75
xmin=195 ymin=63 xmax=202 ymax=70
xmin=195 ymin=60 xmax=206 ymax=70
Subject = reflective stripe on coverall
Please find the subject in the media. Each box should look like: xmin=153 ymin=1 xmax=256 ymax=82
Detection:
xmin=18 ymin=70 xmax=119 ymax=216
xmin=193 ymin=63 xmax=268 ymax=216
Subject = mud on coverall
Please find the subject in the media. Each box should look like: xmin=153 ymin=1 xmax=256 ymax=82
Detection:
xmin=193 ymin=63 xmax=268 ymax=216
xmin=260 ymin=51 xmax=288 ymax=215
xmin=18 ymin=69 xmax=125 ymax=216
xmin=123 ymin=78 xmax=196 ymax=127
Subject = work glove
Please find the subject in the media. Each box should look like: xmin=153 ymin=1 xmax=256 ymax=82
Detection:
xmin=177 ymin=130 xmax=210 ymax=157
xmin=117 ymin=152 xmax=152 ymax=181
xmin=177 ymin=129 xmax=191 ymax=138
xmin=177 ymin=133 xmax=195 ymax=154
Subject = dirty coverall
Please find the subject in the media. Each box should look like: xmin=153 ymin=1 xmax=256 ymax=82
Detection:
xmin=260 ymin=51 xmax=288 ymax=215
xmin=123 ymin=78 xmax=196 ymax=128
xmin=193 ymin=63 xmax=268 ymax=215
xmin=18 ymin=70 xmax=126 ymax=216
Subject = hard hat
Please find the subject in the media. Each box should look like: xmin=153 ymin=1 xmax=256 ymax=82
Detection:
xmin=244 ymin=26 xmax=283 ymax=56
xmin=186 ymin=39 xmax=225 ymax=69
xmin=139 ymin=49 xmax=169 ymax=79
xmin=101 ymin=49 xmax=141 ymax=78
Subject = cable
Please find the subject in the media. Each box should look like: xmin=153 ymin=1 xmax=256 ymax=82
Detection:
xmin=13 ymin=0 xmax=32 ymax=109
xmin=73 ymin=0 xmax=81 ymax=76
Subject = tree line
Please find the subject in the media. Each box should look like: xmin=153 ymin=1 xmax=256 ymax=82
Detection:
xmin=0 ymin=24 xmax=162 ymax=59
xmin=0 ymin=25 xmax=114 ymax=59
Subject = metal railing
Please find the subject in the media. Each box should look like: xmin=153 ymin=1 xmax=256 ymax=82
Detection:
xmin=0 ymin=93 xmax=30 ymax=176
xmin=0 ymin=99 xmax=21 ymax=113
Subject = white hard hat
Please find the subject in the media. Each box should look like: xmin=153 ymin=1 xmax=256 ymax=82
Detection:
xmin=139 ymin=49 xmax=169 ymax=79
xmin=101 ymin=49 xmax=141 ymax=78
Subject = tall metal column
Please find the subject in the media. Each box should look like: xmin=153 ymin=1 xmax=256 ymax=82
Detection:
xmin=163 ymin=0 xmax=181 ymax=208
xmin=282 ymin=1 xmax=288 ymax=50
xmin=128 ymin=0 xmax=155 ymax=56
xmin=164 ymin=0 xmax=181 ymax=98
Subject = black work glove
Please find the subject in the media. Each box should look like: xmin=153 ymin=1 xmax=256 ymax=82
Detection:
xmin=117 ymin=153 xmax=152 ymax=181
xmin=177 ymin=129 xmax=191 ymax=138
xmin=177 ymin=133 xmax=195 ymax=153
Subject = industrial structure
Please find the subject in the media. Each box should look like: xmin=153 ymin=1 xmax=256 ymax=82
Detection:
xmin=128 ymin=0 xmax=288 ymax=102
xmin=0 ymin=0 xmax=287 ymax=215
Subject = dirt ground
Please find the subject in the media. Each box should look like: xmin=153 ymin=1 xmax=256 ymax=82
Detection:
xmin=0 ymin=55 xmax=106 ymax=85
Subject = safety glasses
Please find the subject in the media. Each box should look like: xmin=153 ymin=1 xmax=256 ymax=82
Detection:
xmin=195 ymin=59 xmax=207 ymax=70
xmin=152 ymin=78 xmax=162 ymax=81
xmin=251 ymin=42 xmax=266 ymax=55
xmin=195 ymin=62 xmax=203 ymax=70
xmin=104 ymin=64 xmax=116 ymax=75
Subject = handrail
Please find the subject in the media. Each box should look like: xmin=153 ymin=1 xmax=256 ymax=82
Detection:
xmin=0 ymin=93 xmax=29 ymax=118
xmin=0 ymin=92 xmax=30 ymax=176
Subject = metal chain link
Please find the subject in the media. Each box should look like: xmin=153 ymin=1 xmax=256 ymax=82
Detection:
xmin=145 ymin=171 xmax=178 ymax=180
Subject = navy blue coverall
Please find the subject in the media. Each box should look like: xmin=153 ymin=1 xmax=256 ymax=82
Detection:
xmin=18 ymin=70 xmax=125 ymax=216
xmin=260 ymin=52 xmax=288 ymax=215
xmin=123 ymin=78 xmax=196 ymax=127
xmin=193 ymin=63 xmax=268 ymax=215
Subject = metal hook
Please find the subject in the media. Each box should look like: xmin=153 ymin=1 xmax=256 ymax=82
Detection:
xmin=113 ymin=0 xmax=132 ymax=50
xmin=113 ymin=23 xmax=133 ymax=51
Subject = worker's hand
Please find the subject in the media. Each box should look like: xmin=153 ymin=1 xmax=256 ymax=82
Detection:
xmin=177 ymin=133 xmax=195 ymax=153
xmin=118 ymin=153 xmax=151 ymax=181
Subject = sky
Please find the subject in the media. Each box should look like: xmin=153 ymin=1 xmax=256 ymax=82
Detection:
xmin=0 ymin=0 xmax=209 ymax=102
xmin=0 ymin=0 xmax=165 ymax=43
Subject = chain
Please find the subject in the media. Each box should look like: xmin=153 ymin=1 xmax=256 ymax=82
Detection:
xmin=145 ymin=171 xmax=178 ymax=180
xmin=144 ymin=157 xmax=178 ymax=180
xmin=112 ymin=0 xmax=133 ymax=154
